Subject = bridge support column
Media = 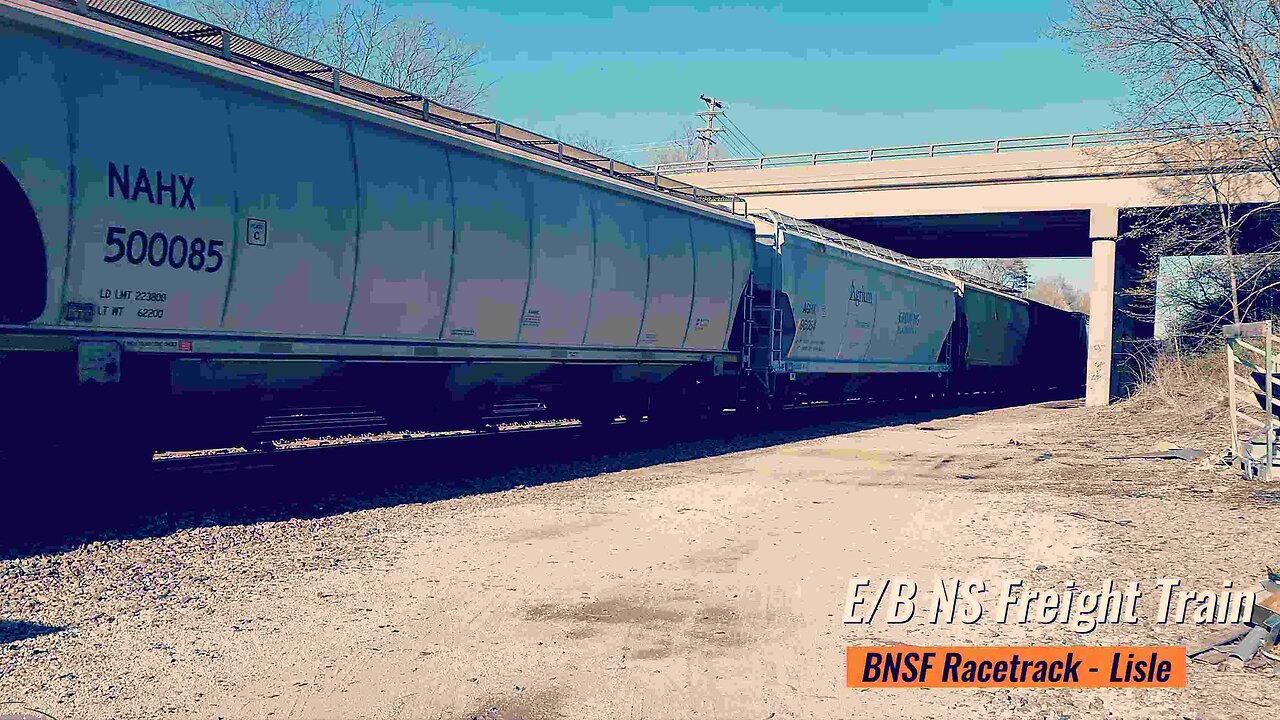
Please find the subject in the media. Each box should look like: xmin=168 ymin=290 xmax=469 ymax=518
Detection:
xmin=1085 ymin=207 xmax=1151 ymax=406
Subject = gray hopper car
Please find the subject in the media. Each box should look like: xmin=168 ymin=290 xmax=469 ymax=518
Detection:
xmin=0 ymin=0 xmax=757 ymax=466
xmin=0 ymin=0 xmax=1087 ymax=482
xmin=740 ymin=212 xmax=1082 ymax=406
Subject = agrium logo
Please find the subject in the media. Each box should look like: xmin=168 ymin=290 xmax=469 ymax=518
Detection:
xmin=850 ymin=283 xmax=875 ymax=306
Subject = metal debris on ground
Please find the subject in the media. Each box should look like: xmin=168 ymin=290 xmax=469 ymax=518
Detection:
xmin=1105 ymin=448 xmax=1206 ymax=461
xmin=1064 ymin=511 xmax=1131 ymax=527
xmin=1187 ymin=578 xmax=1280 ymax=670
xmin=1254 ymin=491 xmax=1280 ymax=505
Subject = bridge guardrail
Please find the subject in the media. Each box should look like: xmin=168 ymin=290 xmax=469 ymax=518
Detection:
xmin=649 ymin=129 xmax=1155 ymax=175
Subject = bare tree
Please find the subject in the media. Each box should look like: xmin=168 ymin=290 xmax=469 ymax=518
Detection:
xmin=177 ymin=0 xmax=487 ymax=109
xmin=1027 ymin=274 xmax=1089 ymax=312
xmin=184 ymin=0 xmax=323 ymax=53
xmin=1156 ymin=250 xmax=1280 ymax=342
xmin=646 ymin=122 xmax=725 ymax=167
xmin=942 ymin=258 xmax=1032 ymax=293
xmin=1056 ymin=0 xmax=1280 ymax=344
xmin=553 ymin=129 xmax=613 ymax=155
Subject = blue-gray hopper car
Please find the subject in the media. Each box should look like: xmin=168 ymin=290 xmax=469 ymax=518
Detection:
xmin=0 ymin=0 xmax=1087 ymax=474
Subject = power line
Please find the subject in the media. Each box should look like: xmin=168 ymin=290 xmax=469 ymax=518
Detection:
xmin=714 ymin=115 xmax=753 ymax=156
xmin=696 ymin=94 xmax=724 ymax=162
xmin=696 ymin=95 xmax=764 ymax=159
xmin=717 ymin=131 xmax=753 ymax=158
xmin=613 ymin=96 xmax=765 ymax=163
xmin=603 ymin=139 xmax=684 ymax=153
xmin=723 ymin=123 xmax=761 ymax=157
xmin=719 ymin=126 xmax=755 ymax=157
xmin=721 ymin=113 xmax=763 ymax=156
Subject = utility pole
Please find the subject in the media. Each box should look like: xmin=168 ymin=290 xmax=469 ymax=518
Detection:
xmin=696 ymin=94 xmax=723 ymax=163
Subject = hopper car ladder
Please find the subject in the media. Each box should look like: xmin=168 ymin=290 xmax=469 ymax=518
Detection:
xmin=741 ymin=275 xmax=755 ymax=374
xmin=767 ymin=213 xmax=789 ymax=390
xmin=748 ymin=214 xmax=788 ymax=397
xmin=738 ymin=215 xmax=790 ymax=400
xmin=739 ymin=278 xmax=778 ymax=398
xmin=1224 ymin=322 xmax=1279 ymax=479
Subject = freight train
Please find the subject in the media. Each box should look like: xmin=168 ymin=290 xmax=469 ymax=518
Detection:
xmin=0 ymin=0 xmax=1087 ymax=474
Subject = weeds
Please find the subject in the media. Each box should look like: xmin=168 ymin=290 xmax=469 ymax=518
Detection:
xmin=1126 ymin=345 xmax=1227 ymax=414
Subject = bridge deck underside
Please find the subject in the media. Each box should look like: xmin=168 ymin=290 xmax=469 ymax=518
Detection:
xmin=810 ymin=206 xmax=1279 ymax=259
xmin=812 ymin=210 xmax=1092 ymax=258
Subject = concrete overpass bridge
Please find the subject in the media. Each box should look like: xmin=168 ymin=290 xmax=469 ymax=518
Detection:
xmin=655 ymin=131 xmax=1280 ymax=407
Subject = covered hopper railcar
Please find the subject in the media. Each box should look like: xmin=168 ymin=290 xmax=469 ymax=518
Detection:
xmin=739 ymin=212 xmax=957 ymax=404
xmin=0 ymin=0 xmax=1088 ymax=479
xmin=947 ymin=281 xmax=1032 ymax=395
xmin=0 ymin=0 xmax=755 ymax=465
xmin=738 ymin=213 xmax=1082 ymax=408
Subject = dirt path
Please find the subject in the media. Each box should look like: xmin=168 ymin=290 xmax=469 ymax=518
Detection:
xmin=3 ymin=400 xmax=1279 ymax=719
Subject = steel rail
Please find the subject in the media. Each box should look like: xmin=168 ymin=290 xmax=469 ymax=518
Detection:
xmin=150 ymin=421 xmax=590 ymax=473
xmin=150 ymin=386 xmax=1072 ymax=475
xmin=3 ymin=390 xmax=1080 ymax=556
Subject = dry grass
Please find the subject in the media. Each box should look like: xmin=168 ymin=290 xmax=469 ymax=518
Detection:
xmin=1101 ymin=348 xmax=1231 ymax=451
xmin=1125 ymin=348 xmax=1228 ymax=414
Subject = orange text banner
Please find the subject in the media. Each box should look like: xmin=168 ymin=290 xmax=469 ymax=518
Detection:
xmin=846 ymin=646 xmax=1186 ymax=688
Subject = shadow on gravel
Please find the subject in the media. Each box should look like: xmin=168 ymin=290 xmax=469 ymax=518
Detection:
xmin=1 ymin=396 xmax=1081 ymax=559
xmin=0 ymin=619 xmax=65 ymax=643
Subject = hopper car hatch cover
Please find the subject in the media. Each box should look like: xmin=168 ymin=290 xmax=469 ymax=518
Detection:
xmin=5 ymin=0 xmax=748 ymax=222
xmin=0 ymin=160 xmax=47 ymax=323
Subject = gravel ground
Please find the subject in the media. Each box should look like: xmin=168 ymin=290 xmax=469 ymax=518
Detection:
xmin=2 ymin=396 xmax=1279 ymax=719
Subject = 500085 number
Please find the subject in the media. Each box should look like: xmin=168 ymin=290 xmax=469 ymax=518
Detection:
xmin=104 ymin=226 xmax=224 ymax=273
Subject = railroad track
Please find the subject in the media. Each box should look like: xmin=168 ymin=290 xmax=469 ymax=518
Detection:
xmin=5 ymin=390 xmax=1081 ymax=557
xmin=148 ymin=388 xmax=1071 ymax=476
xmin=150 ymin=419 xmax=591 ymax=474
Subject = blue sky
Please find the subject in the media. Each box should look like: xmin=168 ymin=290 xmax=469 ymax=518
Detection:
xmin=391 ymin=0 xmax=1126 ymax=289
xmin=396 ymin=0 xmax=1125 ymax=289
xmin=397 ymin=0 xmax=1126 ymax=157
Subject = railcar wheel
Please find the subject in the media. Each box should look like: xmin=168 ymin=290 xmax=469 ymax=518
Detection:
xmin=647 ymin=403 xmax=712 ymax=439
xmin=577 ymin=409 xmax=617 ymax=435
